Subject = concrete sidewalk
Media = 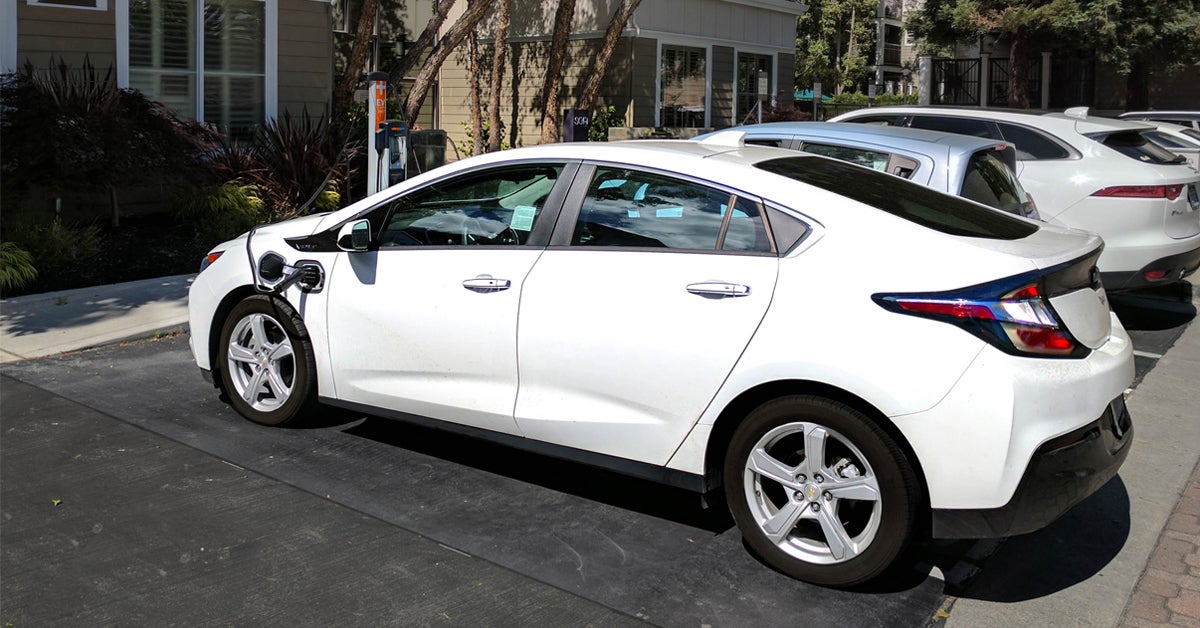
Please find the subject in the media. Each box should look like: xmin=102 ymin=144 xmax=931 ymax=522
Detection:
xmin=0 ymin=274 xmax=193 ymax=364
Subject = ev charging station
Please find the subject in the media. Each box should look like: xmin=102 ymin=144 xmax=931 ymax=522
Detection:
xmin=366 ymin=71 xmax=411 ymax=196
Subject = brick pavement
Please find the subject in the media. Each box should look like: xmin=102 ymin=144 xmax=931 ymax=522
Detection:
xmin=1122 ymin=459 xmax=1200 ymax=627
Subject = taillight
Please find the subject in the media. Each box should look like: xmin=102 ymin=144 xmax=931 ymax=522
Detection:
xmin=199 ymin=251 xmax=224 ymax=273
xmin=1092 ymin=184 xmax=1184 ymax=200
xmin=873 ymin=279 xmax=1088 ymax=358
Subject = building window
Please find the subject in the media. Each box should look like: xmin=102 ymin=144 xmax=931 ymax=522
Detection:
xmin=736 ymin=53 xmax=771 ymax=122
xmin=660 ymin=45 xmax=706 ymax=128
xmin=26 ymin=0 xmax=109 ymax=10
xmin=128 ymin=0 xmax=266 ymax=138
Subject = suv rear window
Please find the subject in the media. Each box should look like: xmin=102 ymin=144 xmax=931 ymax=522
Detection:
xmin=755 ymin=156 xmax=1038 ymax=240
xmin=1089 ymin=131 xmax=1187 ymax=165
xmin=960 ymin=150 xmax=1034 ymax=217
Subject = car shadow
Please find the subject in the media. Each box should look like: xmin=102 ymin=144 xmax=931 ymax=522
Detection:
xmin=342 ymin=415 xmax=737 ymax=533
xmin=949 ymin=475 xmax=1131 ymax=602
xmin=1110 ymin=280 xmax=1196 ymax=331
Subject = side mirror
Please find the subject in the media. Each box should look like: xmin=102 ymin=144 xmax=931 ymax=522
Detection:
xmin=337 ymin=220 xmax=371 ymax=252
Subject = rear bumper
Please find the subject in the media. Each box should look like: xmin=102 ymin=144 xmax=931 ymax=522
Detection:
xmin=1102 ymin=244 xmax=1200 ymax=291
xmin=931 ymin=395 xmax=1133 ymax=539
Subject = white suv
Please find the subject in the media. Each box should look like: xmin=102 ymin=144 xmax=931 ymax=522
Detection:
xmin=830 ymin=106 xmax=1200 ymax=290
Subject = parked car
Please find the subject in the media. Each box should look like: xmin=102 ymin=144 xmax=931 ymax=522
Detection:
xmin=695 ymin=121 xmax=1039 ymax=219
xmin=1119 ymin=110 xmax=1200 ymax=132
xmin=189 ymin=136 xmax=1134 ymax=587
xmin=1139 ymin=121 xmax=1200 ymax=171
xmin=830 ymin=106 xmax=1200 ymax=290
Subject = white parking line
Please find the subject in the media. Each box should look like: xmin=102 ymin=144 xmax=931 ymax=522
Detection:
xmin=1133 ymin=350 xmax=1165 ymax=359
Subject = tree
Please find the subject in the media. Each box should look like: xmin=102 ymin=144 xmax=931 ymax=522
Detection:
xmin=795 ymin=0 xmax=877 ymax=94
xmin=575 ymin=0 xmax=642 ymax=113
xmin=388 ymin=0 xmax=458 ymax=92
xmin=402 ymin=0 xmax=494 ymax=124
xmin=332 ymin=0 xmax=381 ymax=112
xmin=908 ymin=0 xmax=1086 ymax=108
xmin=539 ymin=0 xmax=577 ymax=144
xmin=486 ymin=0 xmax=512 ymax=153
xmin=1084 ymin=0 xmax=1200 ymax=109
xmin=466 ymin=1 xmax=484 ymax=155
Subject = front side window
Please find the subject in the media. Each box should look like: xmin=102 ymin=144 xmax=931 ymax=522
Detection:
xmin=910 ymin=115 xmax=999 ymax=139
xmin=130 ymin=0 xmax=265 ymax=138
xmin=380 ymin=164 xmax=563 ymax=247
xmin=660 ymin=45 xmax=706 ymax=127
xmin=571 ymin=167 xmax=770 ymax=252
xmin=799 ymin=142 xmax=893 ymax=172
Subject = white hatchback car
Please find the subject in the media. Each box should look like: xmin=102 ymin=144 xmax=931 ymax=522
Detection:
xmin=830 ymin=106 xmax=1200 ymax=290
xmin=188 ymin=137 xmax=1134 ymax=587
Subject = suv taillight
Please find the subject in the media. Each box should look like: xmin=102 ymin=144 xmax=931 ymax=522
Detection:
xmin=873 ymin=279 xmax=1088 ymax=358
xmin=1092 ymin=184 xmax=1184 ymax=200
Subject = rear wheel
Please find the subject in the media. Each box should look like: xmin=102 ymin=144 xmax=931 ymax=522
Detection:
xmin=723 ymin=395 xmax=920 ymax=587
xmin=217 ymin=295 xmax=317 ymax=426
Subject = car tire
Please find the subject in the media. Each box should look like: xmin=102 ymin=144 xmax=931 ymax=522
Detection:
xmin=217 ymin=295 xmax=318 ymax=427
xmin=723 ymin=395 xmax=920 ymax=587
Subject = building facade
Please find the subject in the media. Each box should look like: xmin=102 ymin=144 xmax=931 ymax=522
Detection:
xmin=5 ymin=0 xmax=334 ymax=135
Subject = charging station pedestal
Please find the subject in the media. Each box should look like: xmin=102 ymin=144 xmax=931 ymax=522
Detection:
xmin=366 ymin=71 xmax=390 ymax=196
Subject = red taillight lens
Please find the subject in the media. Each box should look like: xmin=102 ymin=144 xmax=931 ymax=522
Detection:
xmin=1143 ymin=269 xmax=1170 ymax=281
xmin=875 ymin=282 xmax=1085 ymax=358
xmin=1092 ymin=184 xmax=1184 ymax=200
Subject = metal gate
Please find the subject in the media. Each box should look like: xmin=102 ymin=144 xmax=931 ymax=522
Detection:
xmin=932 ymin=58 xmax=980 ymax=105
xmin=989 ymin=57 xmax=1042 ymax=107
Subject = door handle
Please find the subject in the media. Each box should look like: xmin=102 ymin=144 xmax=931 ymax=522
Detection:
xmin=687 ymin=282 xmax=751 ymax=298
xmin=463 ymin=275 xmax=511 ymax=293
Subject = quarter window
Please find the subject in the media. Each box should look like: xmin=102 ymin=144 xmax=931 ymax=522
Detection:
xmin=379 ymin=164 xmax=563 ymax=247
xmin=995 ymin=122 xmax=1071 ymax=160
xmin=572 ymin=167 xmax=770 ymax=252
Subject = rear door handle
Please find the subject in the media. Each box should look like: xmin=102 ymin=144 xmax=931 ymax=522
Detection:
xmin=687 ymin=282 xmax=751 ymax=298
xmin=463 ymin=275 xmax=511 ymax=293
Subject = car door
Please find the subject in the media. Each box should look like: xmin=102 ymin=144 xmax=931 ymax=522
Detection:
xmin=324 ymin=162 xmax=573 ymax=435
xmin=514 ymin=164 xmax=780 ymax=465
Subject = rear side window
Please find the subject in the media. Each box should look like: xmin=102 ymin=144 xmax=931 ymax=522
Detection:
xmin=960 ymin=150 xmax=1032 ymax=216
xmin=1089 ymin=131 xmax=1187 ymax=165
xmin=909 ymin=116 xmax=999 ymax=139
xmin=995 ymin=122 xmax=1072 ymax=160
xmin=798 ymin=142 xmax=892 ymax=172
xmin=755 ymin=156 xmax=1038 ymax=240
xmin=746 ymin=138 xmax=786 ymax=148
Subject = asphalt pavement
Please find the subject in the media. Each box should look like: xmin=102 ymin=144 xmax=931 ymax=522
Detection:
xmin=1 ymin=274 xmax=1197 ymax=627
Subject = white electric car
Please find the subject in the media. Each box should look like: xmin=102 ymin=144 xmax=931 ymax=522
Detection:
xmin=830 ymin=106 xmax=1200 ymax=290
xmin=188 ymin=136 xmax=1134 ymax=587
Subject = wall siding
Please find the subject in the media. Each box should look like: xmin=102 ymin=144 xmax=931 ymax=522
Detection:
xmin=278 ymin=0 xmax=332 ymax=118
xmin=16 ymin=2 xmax=115 ymax=70
xmin=776 ymin=52 xmax=795 ymax=106
xmin=711 ymin=45 xmax=734 ymax=128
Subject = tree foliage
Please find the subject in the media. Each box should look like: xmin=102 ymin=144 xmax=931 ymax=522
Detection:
xmin=795 ymin=0 xmax=878 ymax=94
xmin=1084 ymin=0 xmax=1200 ymax=108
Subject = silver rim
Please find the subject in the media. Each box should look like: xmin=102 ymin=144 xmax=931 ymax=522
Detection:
xmin=225 ymin=312 xmax=296 ymax=412
xmin=742 ymin=421 xmax=882 ymax=565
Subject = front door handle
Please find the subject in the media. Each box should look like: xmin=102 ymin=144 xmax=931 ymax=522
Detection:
xmin=687 ymin=282 xmax=751 ymax=298
xmin=463 ymin=275 xmax=511 ymax=293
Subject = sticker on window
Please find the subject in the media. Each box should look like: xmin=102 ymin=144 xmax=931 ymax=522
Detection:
xmin=511 ymin=205 xmax=537 ymax=231
xmin=656 ymin=207 xmax=684 ymax=218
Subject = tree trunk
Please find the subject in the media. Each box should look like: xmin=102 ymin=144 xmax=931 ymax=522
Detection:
xmin=1008 ymin=35 xmax=1030 ymax=109
xmin=467 ymin=3 xmax=484 ymax=156
xmin=486 ymin=0 xmax=511 ymax=153
xmin=388 ymin=0 xmax=457 ymax=93
xmin=540 ymin=0 xmax=577 ymax=144
xmin=1125 ymin=59 xmax=1151 ymax=110
xmin=403 ymin=0 xmax=494 ymax=125
xmin=333 ymin=0 xmax=382 ymax=112
xmin=575 ymin=0 xmax=641 ymax=114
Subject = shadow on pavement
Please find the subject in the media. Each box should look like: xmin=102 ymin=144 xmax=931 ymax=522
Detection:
xmin=1110 ymin=280 xmax=1196 ymax=332
xmin=953 ymin=476 xmax=1130 ymax=603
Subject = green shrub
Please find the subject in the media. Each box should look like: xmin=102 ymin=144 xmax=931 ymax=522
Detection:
xmin=3 ymin=219 xmax=103 ymax=272
xmin=176 ymin=181 xmax=266 ymax=245
xmin=0 ymin=242 xmax=38 ymax=295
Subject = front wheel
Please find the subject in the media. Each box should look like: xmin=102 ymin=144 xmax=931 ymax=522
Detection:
xmin=217 ymin=295 xmax=317 ymax=426
xmin=723 ymin=395 xmax=921 ymax=587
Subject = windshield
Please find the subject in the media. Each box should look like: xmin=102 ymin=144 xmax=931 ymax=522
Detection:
xmin=1088 ymin=131 xmax=1187 ymax=165
xmin=755 ymin=156 xmax=1038 ymax=240
xmin=960 ymin=150 xmax=1036 ymax=219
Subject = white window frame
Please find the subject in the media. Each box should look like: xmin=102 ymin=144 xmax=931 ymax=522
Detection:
xmin=655 ymin=38 xmax=712 ymax=129
xmin=26 ymin=0 xmax=108 ymax=10
xmin=115 ymin=0 xmax=278 ymax=124
xmin=733 ymin=47 xmax=778 ymax=123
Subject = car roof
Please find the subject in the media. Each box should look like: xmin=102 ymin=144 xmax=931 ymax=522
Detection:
xmin=1119 ymin=111 xmax=1200 ymax=120
xmin=831 ymin=106 xmax=1154 ymax=136
xmin=703 ymin=121 xmax=1007 ymax=153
